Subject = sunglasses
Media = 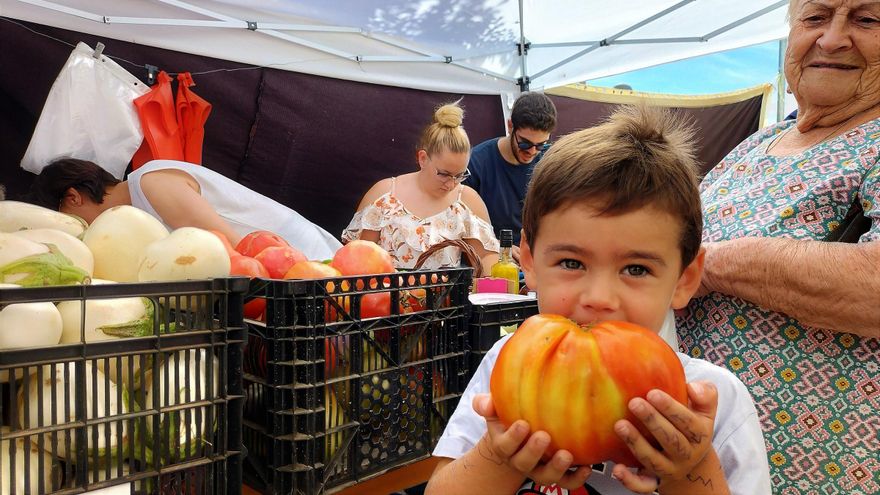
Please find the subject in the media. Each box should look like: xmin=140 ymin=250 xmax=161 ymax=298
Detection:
xmin=514 ymin=133 xmax=552 ymax=152
xmin=435 ymin=167 xmax=471 ymax=183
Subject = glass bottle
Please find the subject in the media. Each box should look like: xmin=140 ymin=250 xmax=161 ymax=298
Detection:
xmin=490 ymin=229 xmax=520 ymax=294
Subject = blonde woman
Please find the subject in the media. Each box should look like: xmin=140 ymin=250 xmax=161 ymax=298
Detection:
xmin=343 ymin=102 xmax=499 ymax=273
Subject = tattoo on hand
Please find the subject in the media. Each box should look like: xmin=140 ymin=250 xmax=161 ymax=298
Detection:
xmin=686 ymin=473 xmax=714 ymax=489
xmin=669 ymin=433 xmax=689 ymax=459
xmin=670 ymin=413 xmax=704 ymax=444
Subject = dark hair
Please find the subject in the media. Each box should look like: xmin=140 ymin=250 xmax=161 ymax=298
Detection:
xmin=522 ymin=105 xmax=703 ymax=268
xmin=29 ymin=158 xmax=120 ymax=210
xmin=511 ymin=92 xmax=557 ymax=132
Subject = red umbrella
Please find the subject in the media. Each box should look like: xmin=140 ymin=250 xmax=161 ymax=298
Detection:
xmin=176 ymin=72 xmax=212 ymax=165
xmin=131 ymin=70 xmax=183 ymax=170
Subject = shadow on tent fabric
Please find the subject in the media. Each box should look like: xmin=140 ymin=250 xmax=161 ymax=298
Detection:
xmin=131 ymin=70 xmax=183 ymax=170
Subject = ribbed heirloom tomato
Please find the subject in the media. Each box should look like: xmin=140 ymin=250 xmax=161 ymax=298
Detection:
xmin=235 ymin=230 xmax=289 ymax=258
xmin=330 ymin=240 xmax=394 ymax=278
xmin=490 ymin=315 xmax=688 ymax=467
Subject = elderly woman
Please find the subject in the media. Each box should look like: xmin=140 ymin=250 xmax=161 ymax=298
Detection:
xmin=677 ymin=1 xmax=879 ymax=494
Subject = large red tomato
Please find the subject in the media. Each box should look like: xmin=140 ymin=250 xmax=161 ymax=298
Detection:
xmin=236 ymin=230 xmax=289 ymax=258
xmin=255 ymin=245 xmax=307 ymax=279
xmin=330 ymin=240 xmax=395 ymax=277
xmin=490 ymin=316 xmax=687 ymax=467
xmin=230 ymin=254 xmax=269 ymax=320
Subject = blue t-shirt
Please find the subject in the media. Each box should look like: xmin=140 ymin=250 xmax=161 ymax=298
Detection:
xmin=464 ymin=138 xmax=539 ymax=245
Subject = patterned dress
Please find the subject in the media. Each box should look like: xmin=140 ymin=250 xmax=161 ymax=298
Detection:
xmin=678 ymin=117 xmax=880 ymax=495
xmin=342 ymin=177 xmax=499 ymax=269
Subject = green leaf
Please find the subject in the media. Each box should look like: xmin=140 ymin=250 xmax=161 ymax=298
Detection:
xmin=0 ymin=246 xmax=89 ymax=287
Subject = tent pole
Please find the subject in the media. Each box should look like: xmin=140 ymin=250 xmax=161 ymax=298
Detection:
xmin=776 ymin=38 xmax=787 ymax=122
xmin=517 ymin=0 xmax=529 ymax=91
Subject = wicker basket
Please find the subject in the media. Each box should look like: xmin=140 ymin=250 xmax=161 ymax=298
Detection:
xmin=413 ymin=238 xmax=484 ymax=278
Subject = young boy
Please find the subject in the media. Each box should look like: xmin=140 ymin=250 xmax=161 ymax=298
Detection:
xmin=427 ymin=106 xmax=770 ymax=495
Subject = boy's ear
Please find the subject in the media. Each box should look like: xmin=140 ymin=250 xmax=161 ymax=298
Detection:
xmin=506 ymin=119 xmax=514 ymax=134
xmin=671 ymin=247 xmax=705 ymax=310
xmin=519 ymin=232 xmax=537 ymax=291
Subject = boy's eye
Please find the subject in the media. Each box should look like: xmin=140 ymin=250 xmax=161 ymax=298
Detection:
xmin=560 ymin=259 xmax=582 ymax=270
xmin=624 ymin=265 xmax=650 ymax=277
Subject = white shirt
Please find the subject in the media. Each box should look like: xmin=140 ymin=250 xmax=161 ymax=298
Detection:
xmin=434 ymin=334 xmax=771 ymax=495
xmin=128 ymin=160 xmax=342 ymax=260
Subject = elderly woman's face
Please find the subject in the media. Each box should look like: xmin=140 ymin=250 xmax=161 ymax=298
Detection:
xmin=786 ymin=0 xmax=880 ymax=108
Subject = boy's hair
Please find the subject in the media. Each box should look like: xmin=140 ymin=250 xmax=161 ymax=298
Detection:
xmin=522 ymin=105 xmax=703 ymax=268
xmin=29 ymin=158 xmax=120 ymax=210
xmin=511 ymin=92 xmax=557 ymax=132
xmin=417 ymin=101 xmax=470 ymax=156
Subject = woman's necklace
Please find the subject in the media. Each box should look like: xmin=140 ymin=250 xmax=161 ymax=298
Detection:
xmin=766 ymin=114 xmax=856 ymax=154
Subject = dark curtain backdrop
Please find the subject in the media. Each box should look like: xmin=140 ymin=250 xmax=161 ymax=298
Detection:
xmin=0 ymin=19 xmax=505 ymax=238
xmin=549 ymin=94 xmax=764 ymax=176
xmin=2 ymin=18 xmax=763 ymax=238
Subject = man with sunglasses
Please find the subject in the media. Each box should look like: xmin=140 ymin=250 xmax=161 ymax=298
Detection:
xmin=465 ymin=92 xmax=557 ymax=255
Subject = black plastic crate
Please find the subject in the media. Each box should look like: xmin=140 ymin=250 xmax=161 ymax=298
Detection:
xmin=467 ymin=298 xmax=539 ymax=377
xmin=241 ymin=268 xmax=472 ymax=495
xmin=0 ymin=278 xmax=247 ymax=495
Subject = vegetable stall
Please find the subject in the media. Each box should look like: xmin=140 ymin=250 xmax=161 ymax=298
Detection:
xmin=0 ymin=202 xmax=492 ymax=494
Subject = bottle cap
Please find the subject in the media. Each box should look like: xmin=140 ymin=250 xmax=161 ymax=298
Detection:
xmin=499 ymin=229 xmax=513 ymax=248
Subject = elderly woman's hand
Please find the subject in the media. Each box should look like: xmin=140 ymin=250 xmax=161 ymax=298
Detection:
xmin=694 ymin=241 xmax=720 ymax=298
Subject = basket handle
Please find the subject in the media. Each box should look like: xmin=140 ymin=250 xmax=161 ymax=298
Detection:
xmin=413 ymin=238 xmax=484 ymax=278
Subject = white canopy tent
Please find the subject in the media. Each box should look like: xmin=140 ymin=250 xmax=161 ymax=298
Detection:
xmin=5 ymin=0 xmax=790 ymax=96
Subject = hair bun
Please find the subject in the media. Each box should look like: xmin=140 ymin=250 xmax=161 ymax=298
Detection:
xmin=434 ymin=103 xmax=464 ymax=128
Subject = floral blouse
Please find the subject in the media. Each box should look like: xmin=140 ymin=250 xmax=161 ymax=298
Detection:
xmin=342 ymin=178 xmax=500 ymax=269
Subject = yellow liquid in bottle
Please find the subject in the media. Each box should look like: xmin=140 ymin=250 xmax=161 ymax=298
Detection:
xmin=492 ymin=230 xmax=520 ymax=294
xmin=491 ymin=259 xmax=519 ymax=294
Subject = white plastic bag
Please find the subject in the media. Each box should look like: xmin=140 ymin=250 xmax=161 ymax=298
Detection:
xmin=21 ymin=42 xmax=149 ymax=179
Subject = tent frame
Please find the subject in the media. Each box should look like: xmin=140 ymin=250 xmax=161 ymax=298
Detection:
xmin=14 ymin=0 xmax=788 ymax=92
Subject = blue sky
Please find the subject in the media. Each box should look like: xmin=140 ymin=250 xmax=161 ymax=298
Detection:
xmin=588 ymin=40 xmax=783 ymax=95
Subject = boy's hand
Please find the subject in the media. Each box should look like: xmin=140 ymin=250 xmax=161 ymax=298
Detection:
xmin=611 ymin=381 xmax=719 ymax=493
xmin=472 ymin=393 xmax=592 ymax=490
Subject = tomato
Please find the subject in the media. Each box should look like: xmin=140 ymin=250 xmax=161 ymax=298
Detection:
xmin=255 ymin=245 xmax=307 ymax=279
xmin=490 ymin=316 xmax=688 ymax=467
xmin=330 ymin=240 xmax=395 ymax=278
xmin=360 ymin=291 xmax=391 ymax=319
xmin=230 ymin=255 xmax=269 ymax=320
xmin=400 ymin=288 xmax=427 ymax=314
xmin=235 ymin=230 xmax=289 ymax=258
xmin=284 ymin=260 xmax=340 ymax=279
xmin=231 ymin=254 xmax=269 ymax=278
